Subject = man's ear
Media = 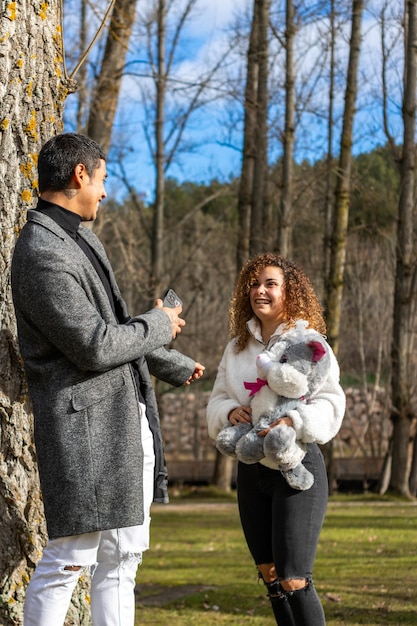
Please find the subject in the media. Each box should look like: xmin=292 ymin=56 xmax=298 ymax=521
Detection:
xmin=72 ymin=163 xmax=87 ymax=188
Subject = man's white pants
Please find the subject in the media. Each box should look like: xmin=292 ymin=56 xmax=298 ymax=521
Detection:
xmin=24 ymin=405 xmax=155 ymax=626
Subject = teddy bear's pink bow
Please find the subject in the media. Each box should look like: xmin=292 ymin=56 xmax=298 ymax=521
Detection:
xmin=244 ymin=378 xmax=268 ymax=397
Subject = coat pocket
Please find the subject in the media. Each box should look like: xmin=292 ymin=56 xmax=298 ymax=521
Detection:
xmin=71 ymin=370 xmax=126 ymax=411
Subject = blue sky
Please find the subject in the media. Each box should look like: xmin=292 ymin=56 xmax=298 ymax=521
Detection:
xmin=63 ymin=0 xmax=405 ymax=203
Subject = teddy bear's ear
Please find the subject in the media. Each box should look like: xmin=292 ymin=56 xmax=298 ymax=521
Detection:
xmin=308 ymin=340 xmax=326 ymax=362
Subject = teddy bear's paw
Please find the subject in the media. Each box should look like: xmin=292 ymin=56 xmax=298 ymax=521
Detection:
xmin=216 ymin=423 xmax=252 ymax=458
xmin=272 ymin=423 xmax=297 ymax=448
xmin=235 ymin=431 xmax=265 ymax=464
xmin=215 ymin=438 xmax=238 ymax=458
xmin=284 ymin=466 xmax=314 ymax=491
xmin=263 ymin=425 xmax=304 ymax=467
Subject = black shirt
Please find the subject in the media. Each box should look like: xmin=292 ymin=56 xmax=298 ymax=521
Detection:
xmin=35 ymin=198 xmax=119 ymax=319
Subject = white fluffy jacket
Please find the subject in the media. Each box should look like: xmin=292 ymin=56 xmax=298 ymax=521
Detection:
xmin=206 ymin=318 xmax=346 ymax=470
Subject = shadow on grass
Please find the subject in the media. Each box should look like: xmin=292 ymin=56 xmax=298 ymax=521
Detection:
xmin=136 ymin=583 xmax=217 ymax=606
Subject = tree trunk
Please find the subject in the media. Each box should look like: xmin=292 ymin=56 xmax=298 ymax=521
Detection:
xmin=222 ymin=0 xmax=270 ymax=493
xmin=236 ymin=0 xmax=260 ymax=269
xmin=0 ymin=3 xmax=93 ymax=624
xmin=388 ymin=0 xmax=417 ymax=497
xmin=276 ymin=0 xmax=296 ymax=258
xmin=408 ymin=422 xmax=417 ymax=495
xmin=212 ymin=453 xmax=234 ymax=493
xmin=325 ymin=0 xmax=364 ymax=355
xmin=0 ymin=2 xmax=107 ymax=622
xmin=87 ymin=0 xmax=138 ymax=152
xmin=76 ymin=0 xmax=88 ymax=133
xmin=237 ymin=0 xmax=270 ymax=266
xmin=250 ymin=0 xmax=270 ymax=257
xmin=323 ymin=0 xmax=336 ymax=284
xmin=151 ymin=0 xmax=167 ymax=298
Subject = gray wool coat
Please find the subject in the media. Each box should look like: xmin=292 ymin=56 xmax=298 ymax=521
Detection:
xmin=11 ymin=209 xmax=195 ymax=540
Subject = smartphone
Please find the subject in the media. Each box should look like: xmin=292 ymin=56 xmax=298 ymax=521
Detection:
xmin=163 ymin=289 xmax=182 ymax=308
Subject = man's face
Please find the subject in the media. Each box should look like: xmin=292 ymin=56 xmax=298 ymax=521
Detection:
xmin=79 ymin=159 xmax=107 ymax=221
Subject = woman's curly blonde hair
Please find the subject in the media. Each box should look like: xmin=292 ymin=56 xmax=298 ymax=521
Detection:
xmin=230 ymin=252 xmax=326 ymax=352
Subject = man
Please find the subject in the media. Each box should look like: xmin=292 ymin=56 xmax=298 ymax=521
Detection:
xmin=11 ymin=133 xmax=204 ymax=625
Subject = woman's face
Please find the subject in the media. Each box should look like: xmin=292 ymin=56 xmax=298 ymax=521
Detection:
xmin=249 ymin=266 xmax=286 ymax=326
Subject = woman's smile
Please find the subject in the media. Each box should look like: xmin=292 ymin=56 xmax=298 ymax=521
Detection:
xmin=250 ymin=266 xmax=286 ymax=326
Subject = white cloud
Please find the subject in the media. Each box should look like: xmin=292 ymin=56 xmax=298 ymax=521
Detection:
xmin=185 ymin=0 xmax=241 ymax=38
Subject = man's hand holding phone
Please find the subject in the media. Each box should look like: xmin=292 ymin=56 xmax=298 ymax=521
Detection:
xmin=154 ymin=289 xmax=185 ymax=339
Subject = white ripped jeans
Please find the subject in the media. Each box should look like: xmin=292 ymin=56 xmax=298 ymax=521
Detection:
xmin=24 ymin=404 xmax=155 ymax=626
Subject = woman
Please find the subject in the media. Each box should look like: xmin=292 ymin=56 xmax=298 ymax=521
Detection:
xmin=206 ymin=253 xmax=345 ymax=625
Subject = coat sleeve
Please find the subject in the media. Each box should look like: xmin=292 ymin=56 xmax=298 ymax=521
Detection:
xmin=12 ymin=236 xmax=173 ymax=372
xmin=286 ymin=347 xmax=346 ymax=445
xmin=145 ymin=346 xmax=196 ymax=387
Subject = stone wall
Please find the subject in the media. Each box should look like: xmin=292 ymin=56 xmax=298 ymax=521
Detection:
xmin=158 ymin=386 xmax=392 ymax=483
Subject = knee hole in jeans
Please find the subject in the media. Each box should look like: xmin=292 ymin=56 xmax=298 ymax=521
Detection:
xmin=280 ymin=576 xmax=311 ymax=592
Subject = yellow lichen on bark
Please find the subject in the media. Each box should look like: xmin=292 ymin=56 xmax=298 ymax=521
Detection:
xmin=24 ymin=110 xmax=38 ymax=141
xmin=19 ymin=162 xmax=33 ymax=180
xmin=39 ymin=3 xmax=49 ymax=20
xmin=21 ymin=190 xmax=33 ymax=203
xmin=19 ymin=154 xmax=38 ymax=189
xmin=6 ymin=2 xmax=16 ymax=20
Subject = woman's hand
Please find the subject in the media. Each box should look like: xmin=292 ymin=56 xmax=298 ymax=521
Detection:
xmin=228 ymin=405 xmax=252 ymax=425
xmin=257 ymin=416 xmax=294 ymax=437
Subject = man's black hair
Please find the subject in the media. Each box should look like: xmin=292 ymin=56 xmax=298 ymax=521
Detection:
xmin=38 ymin=133 xmax=106 ymax=193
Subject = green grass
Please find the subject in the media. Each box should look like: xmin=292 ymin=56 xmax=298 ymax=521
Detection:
xmin=134 ymin=492 xmax=417 ymax=625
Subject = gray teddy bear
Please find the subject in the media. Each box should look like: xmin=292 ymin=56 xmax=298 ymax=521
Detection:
xmin=215 ymin=320 xmax=331 ymax=490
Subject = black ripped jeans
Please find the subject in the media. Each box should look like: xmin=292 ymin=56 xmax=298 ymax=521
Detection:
xmin=237 ymin=443 xmax=328 ymax=625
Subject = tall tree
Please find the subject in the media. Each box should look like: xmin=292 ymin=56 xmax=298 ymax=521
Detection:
xmin=236 ymin=1 xmax=261 ymax=269
xmin=325 ymin=0 xmax=364 ymax=355
xmin=249 ymin=0 xmax=270 ymax=256
xmin=136 ymin=0 xmax=228 ymax=298
xmin=86 ymin=0 xmax=138 ymax=152
xmin=389 ymin=0 xmax=417 ymax=497
xmin=323 ymin=0 xmax=336 ymax=281
xmin=0 ymin=1 xmax=119 ymax=622
xmin=151 ymin=0 xmax=168 ymax=297
xmin=215 ymin=0 xmax=270 ymax=492
xmin=76 ymin=0 xmax=88 ymax=132
xmin=236 ymin=0 xmax=271 ymax=268
xmin=0 ymin=3 xmax=91 ymax=625
xmin=276 ymin=0 xmax=296 ymax=258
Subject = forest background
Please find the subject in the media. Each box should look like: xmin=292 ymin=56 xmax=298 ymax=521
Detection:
xmin=60 ymin=0 xmax=417 ymax=494
xmin=1 ymin=1 xmax=417 ymax=623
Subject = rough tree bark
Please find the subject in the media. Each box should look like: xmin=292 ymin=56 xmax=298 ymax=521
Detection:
xmin=0 ymin=1 xmax=101 ymax=623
